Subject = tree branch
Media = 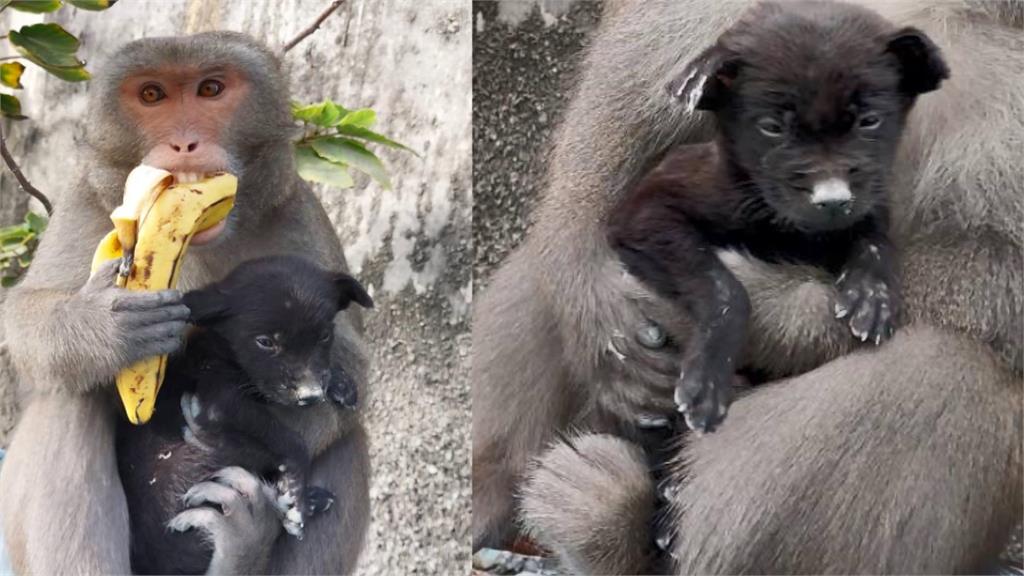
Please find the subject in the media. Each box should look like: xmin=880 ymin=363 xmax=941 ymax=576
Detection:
xmin=0 ymin=122 xmax=53 ymax=216
xmin=283 ymin=0 xmax=345 ymax=53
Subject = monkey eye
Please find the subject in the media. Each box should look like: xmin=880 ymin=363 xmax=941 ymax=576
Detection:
xmin=197 ymin=79 xmax=225 ymax=98
xmin=756 ymin=117 xmax=784 ymax=138
xmin=139 ymin=83 xmax=166 ymax=104
xmin=319 ymin=330 xmax=333 ymax=343
xmin=858 ymin=112 xmax=882 ymax=130
xmin=255 ymin=335 xmax=276 ymax=351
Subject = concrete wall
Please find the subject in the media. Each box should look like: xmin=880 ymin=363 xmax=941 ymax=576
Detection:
xmin=0 ymin=1 xmax=470 ymax=573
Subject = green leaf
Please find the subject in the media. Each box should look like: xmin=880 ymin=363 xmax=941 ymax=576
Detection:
xmin=1 ymin=94 xmax=27 ymax=120
xmin=25 ymin=212 xmax=47 ymax=234
xmin=310 ymin=137 xmax=391 ymax=189
xmin=9 ymin=0 xmax=62 ymax=13
xmin=9 ymin=23 xmax=92 ymax=82
xmin=1 ymin=276 xmax=18 ymax=288
xmin=294 ymin=145 xmax=354 ymax=189
xmin=68 ymin=0 xmax=116 ymax=9
xmin=291 ymin=100 xmax=348 ymax=127
xmin=336 ymin=124 xmax=416 ymax=154
xmin=0 ymin=62 xmax=25 ymax=89
xmin=338 ymin=108 xmax=376 ymax=128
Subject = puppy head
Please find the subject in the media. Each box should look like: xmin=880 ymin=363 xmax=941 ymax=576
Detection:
xmin=183 ymin=255 xmax=373 ymax=406
xmin=668 ymin=0 xmax=949 ymax=232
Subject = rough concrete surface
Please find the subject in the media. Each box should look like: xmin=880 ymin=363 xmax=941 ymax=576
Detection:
xmin=472 ymin=0 xmax=599 ymax=291
xmin=0 ymin=1 xmax=470 ymax=574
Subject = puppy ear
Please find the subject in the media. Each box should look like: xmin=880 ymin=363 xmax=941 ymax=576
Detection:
xmin=182 ymin=287 xmax=230 ymax=326
xmin=885 ymin=27 xmax=949 ymax=96
xmin=667 ymin=44 xmax=741 ymax=112
xmin=334 ymin=273 xmax=374 ymax=310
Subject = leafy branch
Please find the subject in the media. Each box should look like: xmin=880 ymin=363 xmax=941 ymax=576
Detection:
xmin=0 ymin=211 xmax=45 ymax=287
xmin=291 ymin=99 xmax=415 ymax=190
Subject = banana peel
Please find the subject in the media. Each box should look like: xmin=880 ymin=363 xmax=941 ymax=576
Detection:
xmin=90 ymin=166 xmax=237 ymax=424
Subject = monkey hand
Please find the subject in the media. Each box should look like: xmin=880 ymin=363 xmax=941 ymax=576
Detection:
xmin=674 ymin=355 xmax=733 ymax=434
xmin=834 ymin=262 xmax=899 ymax=346
xmin=170 ymin=467 xmax=282 ymax=575
xmin=67 ymin=259 xmax=189 ymax=381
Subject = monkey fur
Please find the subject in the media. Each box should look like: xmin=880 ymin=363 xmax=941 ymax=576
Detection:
xmin=607 ymin=2 xmax=945 ymax=431
xmin=118 ymin=255 xmax=372 ymax=575
xmin=0 ymin=32 xmax=371 ymax=574
xmin=473 ymin=0 xmax=1023 ymax=572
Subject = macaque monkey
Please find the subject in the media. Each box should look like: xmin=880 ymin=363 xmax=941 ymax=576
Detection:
xmin=118 ymin=255 xmax=372 ymax=574
xmin=606 ymin=0 xmax=946 ymax=432
xmin=473 ymin=0 xmax=1023 ymax=572
xmin=0 ymin=32 xmax=370 ymax=574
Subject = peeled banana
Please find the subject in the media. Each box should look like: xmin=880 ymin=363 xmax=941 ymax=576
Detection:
xmin=90 ymin=166 xmax=237 ymax=424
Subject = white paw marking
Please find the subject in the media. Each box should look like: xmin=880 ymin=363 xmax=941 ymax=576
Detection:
xmin=834 ymin=302 xmax=849 ymax=319
xmin=148 ymin=477 xmax=157 ymax=486
xmin=157 ymin=450 xmax=172 ymax=460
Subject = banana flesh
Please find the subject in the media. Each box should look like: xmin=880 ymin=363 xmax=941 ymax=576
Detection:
xmin=90 ymin=166 xmax=237 ymax=424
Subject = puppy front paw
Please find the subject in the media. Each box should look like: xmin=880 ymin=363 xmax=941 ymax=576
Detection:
xmin=673 ymin=359 xmax=733 ymax=433
xmin=834 ymin=266 xmax=899 ymax=346
xmin=326 ymin=368 xmax=358 ymax=409
xmin=304 ymin=486 xmax=336 ymax=517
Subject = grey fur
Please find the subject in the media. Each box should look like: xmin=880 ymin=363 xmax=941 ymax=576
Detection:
xmin=0 ymin=32 xmax=369 ymax=574
xmin=477 ymin=0 xmax=1024 ymax=572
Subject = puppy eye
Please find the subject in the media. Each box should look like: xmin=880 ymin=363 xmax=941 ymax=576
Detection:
xmin=757 ymin=117 xmax=784 ymax=138
xmin=254 ymin=335 xmax=275 ymax=351
xmin=139 ymin=83 xmax=166 ymax=104
xmin=858 ymin=112 xmax=882 ymax=130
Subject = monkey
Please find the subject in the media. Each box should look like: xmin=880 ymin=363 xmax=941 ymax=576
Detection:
xmin=0 ymin=32 xmax=371 ymax=574
xmin=117 ymin=255 xmax=373 ymax=575
xmin=605 ymin=0 xmax=944 ymax=432
xmin=472 ymin=0 xmax=1023 ymax=572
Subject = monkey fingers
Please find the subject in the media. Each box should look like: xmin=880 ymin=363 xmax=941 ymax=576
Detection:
xmin=110 ymin=288 xmax=183 ymax=311
xmin=274 ymin=467 xmax=306 ymax=539
xmin=182 ymin=480 xmax=247 ymax=516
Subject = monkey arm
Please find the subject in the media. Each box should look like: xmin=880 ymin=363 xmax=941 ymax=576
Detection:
xmin=4 ymin=190 xmax=124 ymax=392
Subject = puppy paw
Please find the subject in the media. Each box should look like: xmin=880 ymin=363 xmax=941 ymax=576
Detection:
xmin=673 ymin=359 xmax=732 ymax=433
xmin=304 ymin=486 xmax=336 ymax=516
xmin=326 ymin=369 xmax=358 ymax=409
xmin=835 ymin=266 xmax=899 ymax=346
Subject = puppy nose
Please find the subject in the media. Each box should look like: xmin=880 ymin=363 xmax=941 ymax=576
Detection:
xmin=294 ymin=383 xmax=325 ymax=406
xmin=810 ymin=177 xmax=853 ymax=213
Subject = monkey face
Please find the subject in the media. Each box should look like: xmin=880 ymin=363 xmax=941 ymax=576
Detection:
xmin=183 ymin=256 xmax=373 ymax=407
xmin=669 ymin=0 xmax=948 ymax=232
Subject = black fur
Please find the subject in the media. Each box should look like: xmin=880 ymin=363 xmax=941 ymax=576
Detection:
xmin=116 ymin=255 xmax=373 ymax=575
xmin=607 ymin=0 xmax=947 ymax=433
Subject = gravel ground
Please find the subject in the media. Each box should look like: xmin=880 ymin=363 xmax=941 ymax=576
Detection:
xmin=472 ymin=0 xmax=601 ymax=291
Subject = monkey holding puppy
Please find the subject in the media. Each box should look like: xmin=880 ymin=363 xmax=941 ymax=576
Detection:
xmin=474 ymin=0 xmax=1023 ymax=572
xmin=0 ymin=33 xmax=371 ymax=574
xmin=118 ymin=255 xmax=372 ymax=575
xmin=606 ymin=0 xmax=944 ymax=432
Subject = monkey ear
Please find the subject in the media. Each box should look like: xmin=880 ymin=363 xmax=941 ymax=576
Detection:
xmin=183 ymin=287 xmax=230 ymax=326
xmin=885 ymin=27 xmax=949 ymax=96
xmin=667 ymin=44 xmax=741 ymax=112
xmin=334 ymin=273 xmax=374 ymax=310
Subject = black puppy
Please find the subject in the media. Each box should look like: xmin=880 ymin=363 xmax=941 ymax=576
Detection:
xmin=116 ymin=255 xmax=373 ymax=575
xmin=607 ymin=0 xmax=948 ymax=432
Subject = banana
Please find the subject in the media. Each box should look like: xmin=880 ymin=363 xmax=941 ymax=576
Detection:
xmin=90 ymin=166 xmax=237 ymax=424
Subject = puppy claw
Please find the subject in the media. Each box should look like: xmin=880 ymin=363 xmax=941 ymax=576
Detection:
xmin=834 ymin=302 xmax=849 ymax=319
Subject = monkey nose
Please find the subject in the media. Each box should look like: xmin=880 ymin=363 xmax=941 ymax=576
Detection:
xmin=169 ymin=141 xmax=200 ymax=153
